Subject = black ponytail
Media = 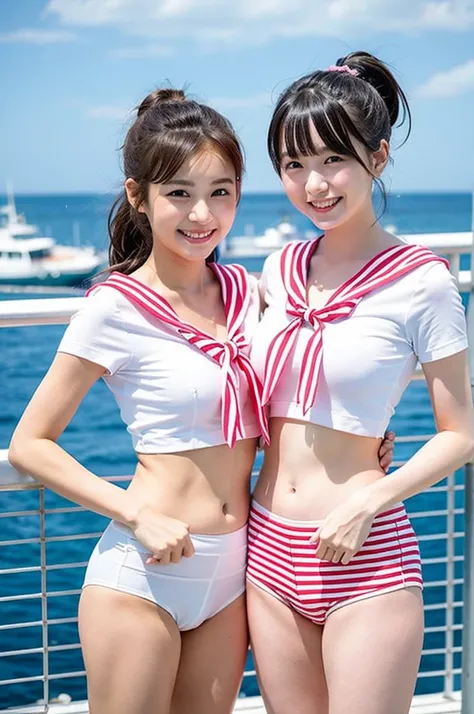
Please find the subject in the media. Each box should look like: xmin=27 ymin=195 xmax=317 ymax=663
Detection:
xmin=267 ymin=51 xmax=411 ymax=210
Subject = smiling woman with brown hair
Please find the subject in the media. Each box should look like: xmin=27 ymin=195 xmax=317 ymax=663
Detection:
xmin=8 ymin=88 xmax=267 ymax=714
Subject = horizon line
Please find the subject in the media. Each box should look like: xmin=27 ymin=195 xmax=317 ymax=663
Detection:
xmin=2 ymin=188 xmax=473 ymax=199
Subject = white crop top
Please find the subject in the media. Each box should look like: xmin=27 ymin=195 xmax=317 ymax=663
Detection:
xmin=250 ymin=241 xmax=468 ymax=438
xmin=58 ymin=267 xmax=265 ymax=453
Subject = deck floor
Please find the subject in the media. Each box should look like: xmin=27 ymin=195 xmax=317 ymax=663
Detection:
xmin=234 ymin=693 xmax=462 ymax=713
xmin=3 ymin=692 xmax=463 ymax=713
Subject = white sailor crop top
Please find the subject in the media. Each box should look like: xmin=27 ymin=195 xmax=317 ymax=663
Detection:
xmin=58 ymin=264 xmax=268 ymax=453
xmin=250 ymin=239 xmax=468 ymax=438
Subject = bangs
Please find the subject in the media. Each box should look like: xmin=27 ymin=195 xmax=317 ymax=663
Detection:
xmin=147 ymin=131 xmax=210 ymax=185
xmin=125 ymin=98 xmax=244 ymax=192
xmin=276 ymin=92 xmax=372 ymax=170
xmin=146 ymin=133 xmax=243 ymax=188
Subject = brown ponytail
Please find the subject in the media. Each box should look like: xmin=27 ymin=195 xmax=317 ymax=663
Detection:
xmin=107 ymin=191 xmax=153 ymax=275
xmin=136 ymin=88 xmax=185 ymax=117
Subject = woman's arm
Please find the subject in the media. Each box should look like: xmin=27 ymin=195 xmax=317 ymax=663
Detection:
xmin=8 ymin=352 xmax=138 ymax=527
xmin=365 ymin=349 xmax=474 ymax=511
xmin=311 ymin=350 xmax=474 ymax=563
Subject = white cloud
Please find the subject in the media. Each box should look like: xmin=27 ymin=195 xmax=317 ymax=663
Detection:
xmin=109 ymin=44 xmax=173 ymax=59
xmin=420 ymin=0 xmax=474 ymax=29
xmin=417 ymin=59 xmax=474 ymax=98
xmin=86 ymin=105 xmax=132 ymax=120
xmin=0 ymin=28 xmax=77 ymax=44
xmin=45 ymin=0 xmax=474 ymax=44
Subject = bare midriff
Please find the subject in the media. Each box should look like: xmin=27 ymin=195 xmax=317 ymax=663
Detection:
xmin=253 ymin=418 xmax=386 ymax=520
xmin=126 ymin=437 xmax=259 ymax=534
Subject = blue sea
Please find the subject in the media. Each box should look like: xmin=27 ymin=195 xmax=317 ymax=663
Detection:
xmin=0 ymin=191 xmax=471 ymax=708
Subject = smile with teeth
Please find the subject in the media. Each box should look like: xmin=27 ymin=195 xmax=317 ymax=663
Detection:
xmin=310 ymin=197 xmax=341 ymax=209
xmin=178 ymin=229 xmax=215 ymax=239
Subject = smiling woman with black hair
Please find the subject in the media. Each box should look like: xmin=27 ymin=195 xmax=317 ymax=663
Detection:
xmin=246 ymin=51 xmax=474 ymax=714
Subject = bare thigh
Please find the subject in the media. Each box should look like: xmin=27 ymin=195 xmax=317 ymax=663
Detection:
xmin=323 ymin=587 xmax=424 ymax=714
xmin=79 ymin=585 xmax=181 ymax=714
xmin=171 ymin=593 xmax=248 ymax=714
xmin=247 ymin=582 xmax=328 ymax=714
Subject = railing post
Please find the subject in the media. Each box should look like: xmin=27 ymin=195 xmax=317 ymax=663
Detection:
xmin=39 ymin=487 xmax=49 ymax=710
xmin=462 ymin=461 xmax=474 ymax=713
xmin=461 ymin=190 xmax=474 ymax=713
xmin=444 ymin=471 xmax=456 ymax=698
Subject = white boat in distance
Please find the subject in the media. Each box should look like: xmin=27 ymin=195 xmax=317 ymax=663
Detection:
xmin=219 ymin=217 xmax=473 ymax=265
xmin=0 ymin=191 xmax=105 ymax=288
xmin=219 ymin=218 xmax=315 ymax=258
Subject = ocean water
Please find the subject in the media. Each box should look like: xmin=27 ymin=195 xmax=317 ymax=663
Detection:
xmin=0 ymin=191 xmax=471 ymax=707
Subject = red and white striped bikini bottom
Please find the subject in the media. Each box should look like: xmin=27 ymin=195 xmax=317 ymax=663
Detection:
xmin=247 ymin=500 xmax=423 ymax=625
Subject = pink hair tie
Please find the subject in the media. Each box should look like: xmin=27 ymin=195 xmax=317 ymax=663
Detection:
xmin=326 ymin=64 xmax=359 ymax=76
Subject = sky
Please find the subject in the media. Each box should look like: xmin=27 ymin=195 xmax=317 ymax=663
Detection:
xmin=1 ymin=0 xmax=474 ymax=194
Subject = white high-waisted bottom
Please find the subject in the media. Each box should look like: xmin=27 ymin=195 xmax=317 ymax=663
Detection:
xmin=83 ymin=520 xmax=247 ymax=631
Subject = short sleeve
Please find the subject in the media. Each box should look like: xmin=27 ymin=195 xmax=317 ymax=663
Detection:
xmin=405 ymin=262 xmax=468 ymax=363
xmin=57 ymin=287 xmax=132 ymax=374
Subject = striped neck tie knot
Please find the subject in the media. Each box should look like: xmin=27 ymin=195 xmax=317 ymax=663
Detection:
xmin=221 ymin=341 xmax=239 ymax=364
xmin=303 ymin=307 xmax=322 ymax=327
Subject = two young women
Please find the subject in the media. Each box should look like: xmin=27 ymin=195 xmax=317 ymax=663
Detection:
xmin=9 ymin=52 xmax=473 ymax=714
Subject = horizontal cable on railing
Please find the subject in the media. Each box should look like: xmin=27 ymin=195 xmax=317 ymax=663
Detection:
xmin=424 ymin=601 xmax=464 ymax=611
xmin=408 ymin=509 xmax=464 ymax=518
xmin=0 ymin=532 xmax=102 ymax=547
xmin=0 ymin=643 xmax=82 ymax=659
xmin=0 ymin=675 xmax=46 ymax=687
xmin=422 ymin=556 xmax=464 ymax=565
xmin=418 ymin=532 xmax=464 ymax=541
xmin=0 ymin=561 xmax=89 ymax=576
xmin=423 ymin=579 xmax=463 ymax=588
xmin=0 ymin=669 xmax=87 ymax=687
xmin=422 ymin=648 xmax=463 ymax=656
xmin=0 ymin=616 xmax=78 ymax=632
xmin=418 ymin=668 xmax=462 ymax=678
xmin=0 ymin=588 xmax=82 ymax=604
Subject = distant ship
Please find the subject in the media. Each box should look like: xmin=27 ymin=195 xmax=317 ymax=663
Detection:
xmin=0 ymin=189 xmax=105 ymax=287
xmin=219 ymin=218 xmax=317 ymax=258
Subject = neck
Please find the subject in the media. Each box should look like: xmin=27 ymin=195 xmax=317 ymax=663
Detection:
xmin=145 ymin=244 xmax=212 ymax=294
xmin=317 ymin=203 xmax=388 ymax=263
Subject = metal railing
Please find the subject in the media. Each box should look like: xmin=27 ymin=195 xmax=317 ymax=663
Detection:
xmin=1 ymin=229 xmax=473 ymax=711
xmin=0 ymin=453 xmax=467 ymax=710
xmin=0 ymin=460 xmax=132 ymax=709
